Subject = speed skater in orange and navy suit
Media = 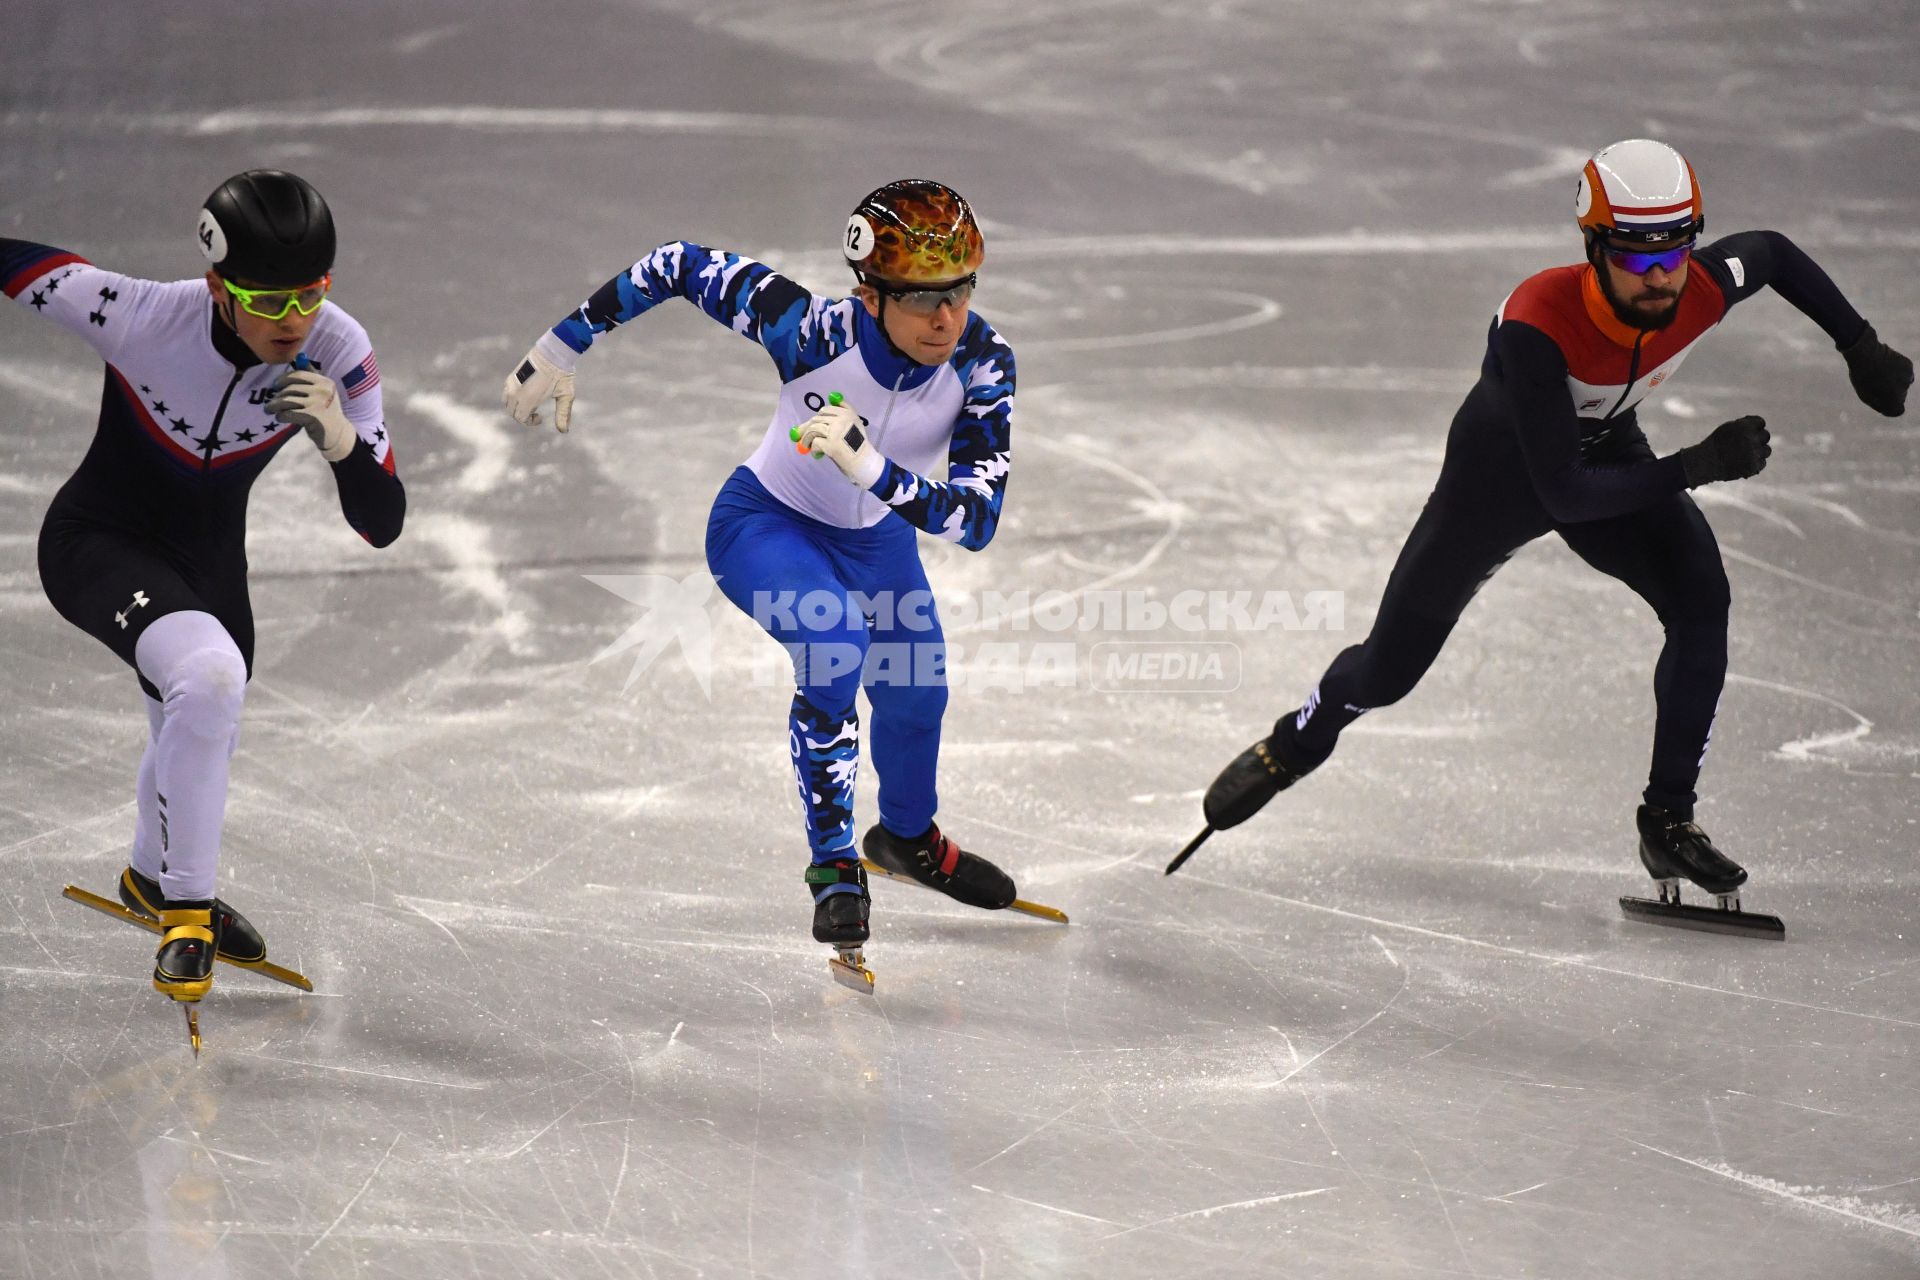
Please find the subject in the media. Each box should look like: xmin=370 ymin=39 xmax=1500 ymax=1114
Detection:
xmin=1189 ymin=138 xmax=1912 ymax=902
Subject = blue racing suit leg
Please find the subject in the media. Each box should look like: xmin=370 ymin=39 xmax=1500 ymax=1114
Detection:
xmin=707 ymin=469 xmax=869 ymax=876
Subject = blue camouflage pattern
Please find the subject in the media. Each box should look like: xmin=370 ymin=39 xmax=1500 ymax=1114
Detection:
xmin=867 ymin=313 xmax=1015 ymax=551
xmin=790 ymin=690 xmax=859 ymax=861
xmin=553 ymin=240 xmax=1015 ymax=551
xmin=554 ymin=240 xmax=858 ymax=383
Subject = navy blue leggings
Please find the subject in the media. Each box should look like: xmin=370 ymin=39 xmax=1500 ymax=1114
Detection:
xmin=706 ymin=467 xmax=948 ymax=860
xmin=1282 ymin=410 xmax=1729 ymax=816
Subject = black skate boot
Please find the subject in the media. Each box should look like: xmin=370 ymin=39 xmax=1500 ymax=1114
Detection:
xmin=1205 ymin=728 xmax=1323 ymax=831
xmin=1636 ymin=805 xmax=1748 ymax=901
xmin=152 ymin=902 xmax=216 ymax=1003
xmin=121 ymin=866 xmax=266 ymax=966
xmin=861 ymin=822 xmax=1016 ymax=911
xmin=1169 ymin=730 xmax=1322 ymax=873
xmin=808 ymin=858 xmax=871 ymax=946
xmin=1619 ymin=805 xmax=1781 ymax=939
xmin=808 ymin=858 xmax=875 ymax=992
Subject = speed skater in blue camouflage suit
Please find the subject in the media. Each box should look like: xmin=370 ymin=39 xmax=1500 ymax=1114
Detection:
xmin=503 ymin=180 xmax=1024 ymax=958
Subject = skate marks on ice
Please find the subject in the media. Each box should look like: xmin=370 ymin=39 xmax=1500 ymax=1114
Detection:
xmin=1721 ymin=545 xmax=1920 ymax=631
xmin=2 ymin=104 xmax=837 ymax=139
xmin=298 ymin=1131 xmax=405 ymax=1264
xmin=1174 ymin=872 xmax=1920 ymax=1031
xmin=1013 ymin=289 xmax=1283 ymax=354
xmin=404 ymin=391 xmax=515 ymax=498
xmin=1725 ymin=672 xmax=1910 ymax=774
xmin=1630 ymin=1141 xmax=1920 ymax=1245
xmin=972 ymin=1183 xmax=1341 ymax=1243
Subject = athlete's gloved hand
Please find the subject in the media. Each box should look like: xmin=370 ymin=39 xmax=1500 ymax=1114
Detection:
xmin=1678 ymin=415 xmax=1771 ymax=487
xmin=268 ymin=369 xmax=357 ymax=462
xmin=791 ymin=398 xmax=886 ymax=487
xmin=503 ymin=332 xmax=577 ymax=433
xmin=1840 ymin=322 xmax=1912 ymax=417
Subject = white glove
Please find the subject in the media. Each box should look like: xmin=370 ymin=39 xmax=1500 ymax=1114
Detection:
xmin=268 ymin=369 xmax=357 ymax=462
xmin=791 ymin=397 xmax=886 ymax=487
xmin=503 ymin=332 xmax=578 ymax=433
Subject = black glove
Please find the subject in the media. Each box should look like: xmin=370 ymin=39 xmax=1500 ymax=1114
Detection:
xmin=1841 ymin=322 xmax=1913 ymax=417
xmin=1678 ymin=415 xmax=1771 ymax=487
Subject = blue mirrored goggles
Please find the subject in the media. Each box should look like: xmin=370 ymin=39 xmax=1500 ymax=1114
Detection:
xmin=1604 ymin=242 xmax=1694 ymax=275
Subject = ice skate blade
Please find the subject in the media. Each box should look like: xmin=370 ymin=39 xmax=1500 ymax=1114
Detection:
xmin=1164 ymin=825 xmax=1213 ymax=876
xmin=185 ymin=1006 xmax=201 ymax=1058
xmin=1619 ymin=895 xmax=1784 ymax=940
xmin=829 ymin=948 xmax=876 ymax=993
xmin=859 ymin=859 xmax=1069 ymax=924
xmin=62 ymin=886 xmax=315 ymax=991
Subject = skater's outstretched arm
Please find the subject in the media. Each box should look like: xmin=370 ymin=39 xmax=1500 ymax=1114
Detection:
xmin=1696 ymin=230 xmax=1911 ymax=416
xmin=1 ymin=238 xmax=179 ymax=366
xmin=553 ymin=241 xmax=853 ymax=380
xmin=504 ymin=241 xmax=859 ymax=431
xmin=1696 ymin=230 xmax=1864 ymax=340
xmin=868 ymin=316 xmax=1015 ymax=551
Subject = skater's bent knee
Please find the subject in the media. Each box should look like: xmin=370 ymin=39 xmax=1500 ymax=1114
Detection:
xmin=1660 ymin=582 xmax=1731 ymax=632
xmin=871 ymin=679 xmax=947 ymax=727
xmin=1662 ymin=617 xmax=1729 ymax=665
xmin=160 ymin=646 xmax=247 ymax=738
xmin=1662 ymin=555 xmax=1731 ymax=622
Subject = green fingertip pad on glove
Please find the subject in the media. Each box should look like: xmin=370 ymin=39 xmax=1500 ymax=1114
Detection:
xmin=827 ymin=392 xmax=843 ymax=406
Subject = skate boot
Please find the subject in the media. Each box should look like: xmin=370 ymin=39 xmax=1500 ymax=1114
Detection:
xmin=152 ymin=904 xmax=216 ymax=1002
xmin=1203 ymin=731 xmax=1319 ymax=831
xmin=808 ymin=858 xmax=871 ymax=945
xmin=808 ymin=858 xmax=875 ymax=992
xmin=1636 ymin=804 xmax=1748 ymax=906
xmin=121 ymin=866 xmax=266 ymax=966
xmin=1168 ymin=728 xmax=1324 ymax=873
xmin=861 ymin=822 xmax=1016 ymax=911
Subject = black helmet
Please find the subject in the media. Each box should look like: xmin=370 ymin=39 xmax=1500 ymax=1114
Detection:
xmin=196 ymin=170 xmax=335 ymax=287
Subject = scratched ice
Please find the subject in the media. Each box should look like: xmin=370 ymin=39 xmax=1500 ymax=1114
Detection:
xmin=2 ymin=1 xmax=1917 ymax=1277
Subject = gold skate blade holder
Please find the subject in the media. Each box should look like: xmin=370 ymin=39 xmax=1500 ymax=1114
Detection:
xmin=829 ymin=946 xmax=876 ymax=993
xmin=61 ymin=885 xmax=315 ymax=991
xmin=185 ymin=1006 xmax=201 ymax=1058
xmin=1619 ymin=879 xmax=1784 ymax=941
xmin=859 ymin=859 xmax=1069 ymax=924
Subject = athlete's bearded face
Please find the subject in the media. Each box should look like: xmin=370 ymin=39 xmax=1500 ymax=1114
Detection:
xmin=204 ymin=271 xmax=322 ymax=364
xmin=1595 ymin=237 xmax=1691 ymax=332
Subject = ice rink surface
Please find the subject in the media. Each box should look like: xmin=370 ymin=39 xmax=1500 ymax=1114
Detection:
xmin=3 ymin=1 xmax=1917 ymax=1276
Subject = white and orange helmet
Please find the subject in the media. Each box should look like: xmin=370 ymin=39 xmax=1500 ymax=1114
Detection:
xmin=1576 ymin=139 xmax=1704 ymax=248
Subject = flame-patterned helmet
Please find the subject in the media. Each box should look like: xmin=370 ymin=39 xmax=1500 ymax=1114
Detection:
xmin=843 ymin=180 xmax=984 ymax=286
xmin=1576 ymin=139 xmax=1704 ymax=248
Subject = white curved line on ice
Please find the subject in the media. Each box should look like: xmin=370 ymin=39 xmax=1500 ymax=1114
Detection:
xmin=1725 ymin=673 xmax=1874 ymax=762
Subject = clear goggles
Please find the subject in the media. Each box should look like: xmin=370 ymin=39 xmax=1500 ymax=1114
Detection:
xmin=874 ymin=273 xmax=976 ymax=317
